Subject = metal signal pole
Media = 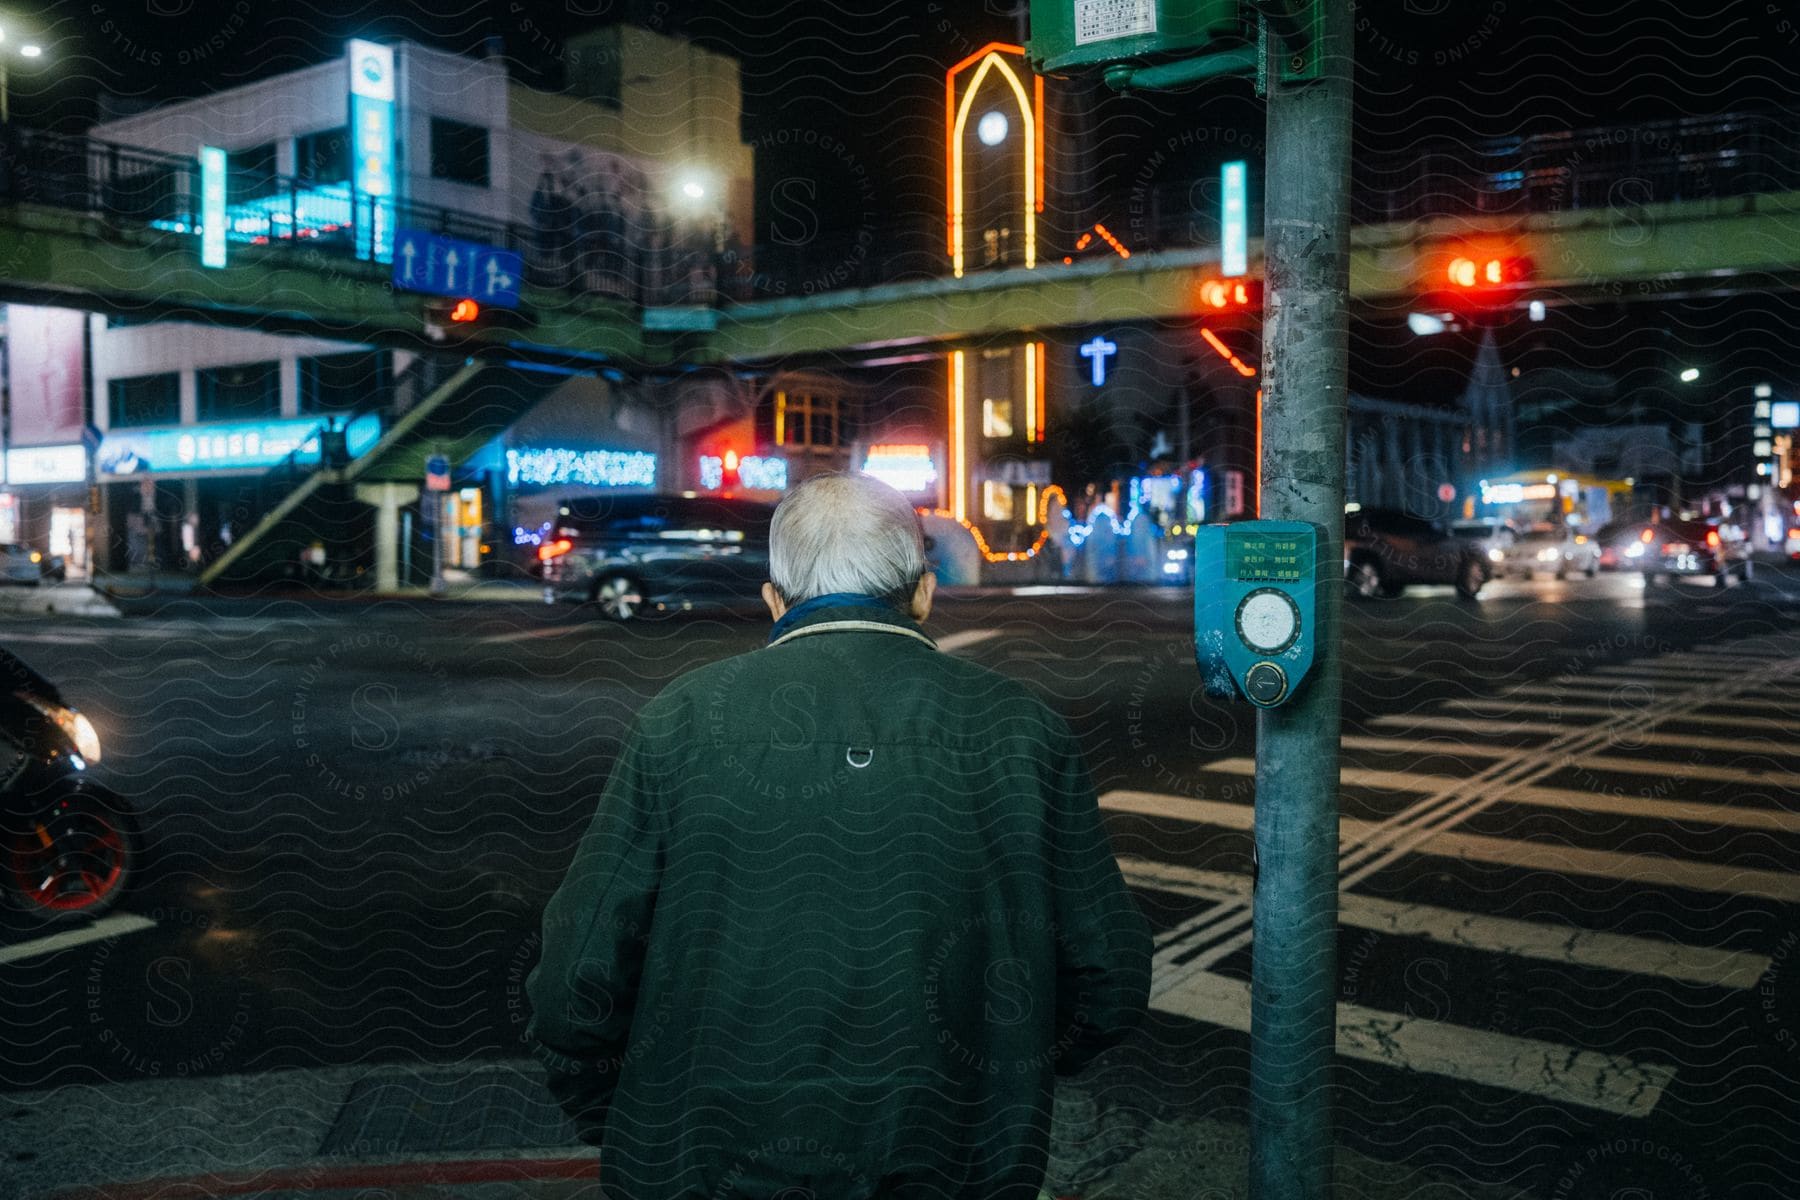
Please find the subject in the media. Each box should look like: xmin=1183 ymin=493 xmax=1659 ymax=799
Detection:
xmin=1250 ymin=2 xmax=1352 ymax=1197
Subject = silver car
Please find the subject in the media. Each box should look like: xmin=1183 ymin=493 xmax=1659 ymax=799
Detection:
xmin=1498 ymin=524 xmax=1599 ymax=580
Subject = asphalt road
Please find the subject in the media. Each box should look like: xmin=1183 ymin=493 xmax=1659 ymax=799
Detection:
xmin=3 ymin=566 xmax=1799 ymax=1197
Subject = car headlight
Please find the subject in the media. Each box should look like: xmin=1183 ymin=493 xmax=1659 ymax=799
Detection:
xmin=21 ymin=695 xmax=102 ymax=763
xmin=1487 ymin=548 xmax=1504 ymax=563
xmin=1624 ymin=543 xmax=1644 ymax=558
xmin=1537 ymin=548 xmax=1560 ymax=562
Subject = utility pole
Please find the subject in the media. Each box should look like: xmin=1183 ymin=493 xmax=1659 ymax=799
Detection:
xmin=1251 ymin=2 xmax=1352 ymax=1198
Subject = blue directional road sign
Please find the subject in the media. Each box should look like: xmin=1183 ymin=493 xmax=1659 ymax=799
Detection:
xmin=392 ymin=228 xmax=523 ymax=309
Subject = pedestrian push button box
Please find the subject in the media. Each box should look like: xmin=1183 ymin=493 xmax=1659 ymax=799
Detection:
xmin=1193 ymin=520 xmax=1322 ymax=707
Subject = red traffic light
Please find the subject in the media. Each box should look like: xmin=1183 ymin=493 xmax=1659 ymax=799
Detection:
xmin=449 ymin=298 xmax=481 ymax=323
xmin=1198 ymin=278 xmax=1260 ymax=310
xmin=1446 ymin=256 xmax=1530 ymax=289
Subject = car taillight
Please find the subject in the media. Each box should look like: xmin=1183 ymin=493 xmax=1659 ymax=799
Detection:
xmin=537 ymin=539 xmax=573 ymax=562
xmin=1789 ymin=528 xmax=1800 ymax=540
xmin=1705 ymin=530 xmax=1720 ymax=548
xmin=1662 ymin=543 xmax=1689 ymax=555
xmin=1639 ymin=528 xmax=1655 ymax=543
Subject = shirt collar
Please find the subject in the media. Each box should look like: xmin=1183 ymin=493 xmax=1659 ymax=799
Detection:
xmin=766 ymin=592 xmax=933 ymax=648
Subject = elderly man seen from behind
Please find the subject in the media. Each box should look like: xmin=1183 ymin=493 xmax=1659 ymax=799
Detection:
xmin=528 ymin=471 xmax=1150 ymax=1200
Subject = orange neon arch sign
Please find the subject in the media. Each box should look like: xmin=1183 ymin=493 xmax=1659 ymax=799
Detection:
xmin=945 ymin=43 xmax=1044 ymax=278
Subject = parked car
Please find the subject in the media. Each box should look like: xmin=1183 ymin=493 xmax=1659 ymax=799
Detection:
xmin=537 ymin=495 xmax=777 ymax=619
xmin=1496 ymin=522 xmax=1600 ymax=580
xmin=1 ymin=647 xmax=138 ymax=921
xmin=0 ymin=543 xmax=64 ymax=586
xmin=1344 ymin=507 xmax=1487 ymax=600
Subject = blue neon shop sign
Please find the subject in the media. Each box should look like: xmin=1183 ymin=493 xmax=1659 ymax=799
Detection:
xmin=96 ymin=414 xmax=381 ymax=477
xmin=347 ymin=38 xmax=396 ymax=263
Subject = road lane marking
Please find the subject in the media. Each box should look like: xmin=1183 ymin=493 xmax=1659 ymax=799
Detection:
xmin=1151 ymin=968 xmax=1676 ymax=1118
xmin=1101 ymin=789 xmax=1800 ymax=903
xmin=1119 ymin=857 xmax=1770 ymax=989
xmin=935 ymin=628 xmax=1002 ymax=654
xmin=479 ymin=626 xmax=589 ymax=644
xmin=1365 ymin=715 xmax=1798 ymax=757
xmin=0 ymin=913 xmax=157 ymax=965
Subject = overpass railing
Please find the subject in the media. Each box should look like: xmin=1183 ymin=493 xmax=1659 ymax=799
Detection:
xmin=2 ymin=108 xmax=1795 ymax=313
xmin=0 ymin=125 xmax=724 ymax=307
xmin=732 ymin=107 xmax=1800 ymax=300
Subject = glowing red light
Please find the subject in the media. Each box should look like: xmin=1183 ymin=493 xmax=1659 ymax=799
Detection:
xmin=450 ymin=299 xmax=480 ymax=323
xmin=537 ymin=538 xmax=573 ymax=562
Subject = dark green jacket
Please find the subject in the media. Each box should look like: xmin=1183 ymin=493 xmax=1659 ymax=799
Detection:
xmin=526 ymin=602 xmax=1150 ymax=1199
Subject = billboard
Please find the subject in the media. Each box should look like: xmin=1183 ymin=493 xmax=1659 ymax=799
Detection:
xmin=5 ymin=306 xmax=87 ymax=445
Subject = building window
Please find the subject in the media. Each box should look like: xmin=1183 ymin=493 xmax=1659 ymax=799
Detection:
xmin=430 ymin=118 xmax=489 ymax=186
xmin=108 ymin=373 xmax=180 ymax=428
xmin=294 ymin=127 xmax=350 ymax=184
xmin=773 ymin=391 xmax=842 ymax=452
xmin=229 ymin=141 xmax=279 ymax=203
xmin=982 ymin=397 xmax=1014 ymax=439
xmin=299 ymin=351 xmax=387 ymax=413
xmin=196 ymin=362 xmax=280 ymax=422
xmin=982 ymin=480 xmax=1016 ymax=522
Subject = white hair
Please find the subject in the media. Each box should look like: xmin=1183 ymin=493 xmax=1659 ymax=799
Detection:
xmin=769 ymin=473 xmax=927 ymax=605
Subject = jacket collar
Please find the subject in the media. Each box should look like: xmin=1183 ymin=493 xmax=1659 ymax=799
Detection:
xmin=766 ymin=594 xmax=936 ymax=651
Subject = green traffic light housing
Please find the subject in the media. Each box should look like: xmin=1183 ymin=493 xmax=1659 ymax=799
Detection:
xmin=1028 ymin=0 xmax=1320 ymax=89
xmin=1027 ymin=0 xmax=1242 ymax=74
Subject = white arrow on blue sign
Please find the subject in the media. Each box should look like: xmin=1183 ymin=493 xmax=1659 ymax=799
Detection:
xmin=393 ymin=228 xmax=523 ymax=308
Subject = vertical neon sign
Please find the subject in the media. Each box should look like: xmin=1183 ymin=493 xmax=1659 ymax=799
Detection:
xmin=347 ymin=38 xmax=396 ymax=263
xmin=198 ymin=145 xmax=227 ymax=268
xmin=1221 ymin=160 xmax=1247 ymax=278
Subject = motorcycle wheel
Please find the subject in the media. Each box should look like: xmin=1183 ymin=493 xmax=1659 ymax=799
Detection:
xmin=5 ymin=788 xmax=138 ymax=922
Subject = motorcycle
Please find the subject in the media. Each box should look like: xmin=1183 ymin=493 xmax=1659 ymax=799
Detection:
xmin=0 ymin=648 xmax=139 ymax=922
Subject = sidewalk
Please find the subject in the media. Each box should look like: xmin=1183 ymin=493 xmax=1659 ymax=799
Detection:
xmin=0 ymin=580 xmax=123 ymax=617
xmin=5 ymin=1059 xmax=1537 ymax=1200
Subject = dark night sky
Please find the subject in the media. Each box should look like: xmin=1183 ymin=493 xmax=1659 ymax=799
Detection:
xmin=25 ymin=0 xmax=1800 ymax=239
xmin=18 ymin=1 xmax=1800 ymax=413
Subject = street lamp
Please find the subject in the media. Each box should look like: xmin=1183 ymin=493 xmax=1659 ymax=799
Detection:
xmin=0 ymin=27 xmax=46 ymax=124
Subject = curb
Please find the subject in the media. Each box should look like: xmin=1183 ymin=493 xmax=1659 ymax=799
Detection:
xmin=49 ymin=1154 xmax=602 ymax=1200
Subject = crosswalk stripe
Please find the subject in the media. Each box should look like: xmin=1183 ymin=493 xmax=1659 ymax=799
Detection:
xmin=1365 ymin=714 xmax=1798 ymax=757
xmin=1334 ymin=739 xmax=1800 ymax=800
xmin=0 ymin=913 xmax=157 ymax=965
xmin=1100 ymin=789 xmax=1800 ymax=902
xmin=1445 ymin=699 xmax=1799 ymax=733
xmin=1151 ymin=968 xmax=1676 ymax=1118
xmin=1118 ymin=857 xmax=1770 ymax=989
xmin=1207 ymin=755 xmax=1800 ymax=834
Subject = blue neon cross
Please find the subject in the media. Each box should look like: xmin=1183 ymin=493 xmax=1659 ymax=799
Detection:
xmin=1080 ymin=336 xmax=1118 ymax=386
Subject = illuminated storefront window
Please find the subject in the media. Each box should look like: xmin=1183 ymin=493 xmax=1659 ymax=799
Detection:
xmin=982 ymin=480 xmax=1016 ymax=521
xmin=982 ymin=398 xmax=1014 ymax=439
xmin=774 ymin=391 xmax=840 ymax=451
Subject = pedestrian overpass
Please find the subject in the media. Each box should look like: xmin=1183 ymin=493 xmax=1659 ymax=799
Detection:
xmin=3 ymin=113 xmax=1797 ymax=585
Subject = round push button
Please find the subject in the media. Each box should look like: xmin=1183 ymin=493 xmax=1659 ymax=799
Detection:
xmin=1235 ymin=588 xmax=1301 ymax=655
xmin=1244 ymin=661 xmax=1289 ymax=707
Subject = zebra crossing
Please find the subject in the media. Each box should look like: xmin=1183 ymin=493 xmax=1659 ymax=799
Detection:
xmin=1106 ymin=633 xmax=1800 ymax=1120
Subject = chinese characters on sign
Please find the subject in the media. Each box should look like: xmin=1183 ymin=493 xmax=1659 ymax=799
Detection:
xmin=1226 ymin=531 xmax=1310 ymax=583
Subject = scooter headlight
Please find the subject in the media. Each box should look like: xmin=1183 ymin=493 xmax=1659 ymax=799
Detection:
xmin=20 ymin=695 xmax=102 ymax=763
